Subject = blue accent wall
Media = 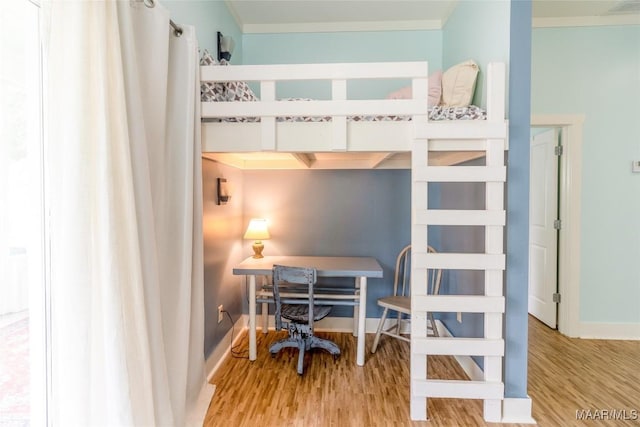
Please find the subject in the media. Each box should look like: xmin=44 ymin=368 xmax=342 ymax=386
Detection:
xmin=201 ymin=159 xmax=246 ymax=358
xmin=242 ymin=169 xmax=412 ymax=317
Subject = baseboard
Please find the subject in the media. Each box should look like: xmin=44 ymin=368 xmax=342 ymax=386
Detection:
xmin=205 ymin=315 xmax=248 ymax=382
xmin=185 ymin=382 xmax=216 ymax=427
xmin=502 ymin=397 xmax=536 ymax=424
xmin=255 ymin=314 xmax=403 ymax=334
xmin=579 ymin=321 xmax=640 ymax=340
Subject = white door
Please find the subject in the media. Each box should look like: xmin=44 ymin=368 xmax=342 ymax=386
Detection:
xmin=528 ymin=128 xmax=559 ymax=328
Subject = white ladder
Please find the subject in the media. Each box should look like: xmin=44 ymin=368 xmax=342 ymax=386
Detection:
xmin=410 ymin=63 xmax=507 ymax=422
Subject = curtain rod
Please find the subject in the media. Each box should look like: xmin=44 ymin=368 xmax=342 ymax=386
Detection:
xmin=169 ymin=19 xmax=183 ymax=37
xmin=143 ymin=0 xmax=183 ymax=37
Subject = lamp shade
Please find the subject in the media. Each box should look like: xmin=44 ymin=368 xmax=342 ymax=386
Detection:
xmin=243 ymin=219 xmax=270 ymax=240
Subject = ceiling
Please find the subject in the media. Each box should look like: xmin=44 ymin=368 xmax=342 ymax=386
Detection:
xmin=226 ymin=0 xmax=640 ymax=32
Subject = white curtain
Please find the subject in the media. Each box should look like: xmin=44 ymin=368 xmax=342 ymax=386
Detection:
xmin=44 ymin=1 xmax=212 ymax=425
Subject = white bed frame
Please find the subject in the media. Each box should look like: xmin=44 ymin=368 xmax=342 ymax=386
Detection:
xmin=200 ymin=61 xmax=506 ymax=169
xmin=200 ymin=61 xmax=510 ymax=423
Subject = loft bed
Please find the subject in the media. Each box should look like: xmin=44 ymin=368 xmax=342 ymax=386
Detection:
xmin=199 ymin=58 xmax=509 ymax=421
xmin=199 ymin=58 xmax=506 ymax=169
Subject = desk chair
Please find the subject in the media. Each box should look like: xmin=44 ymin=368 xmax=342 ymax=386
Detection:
xmin=371 ymin=245 xmax=442 ymax=353
xmin=269 ymin=265 xmax=340 ymax=374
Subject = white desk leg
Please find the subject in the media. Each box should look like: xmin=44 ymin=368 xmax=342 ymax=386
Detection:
xmin=260 ymin=275 xmax=269 ymax=333
xmin=261 ymin=302 xmax=268 ymax=333
xmin=353 ymin=278 xmax=360 ymax=337
xmin=357 ymin=276 xmax=367 ymax=366
xmin=248 ymin=274 xmax=257 ymax=361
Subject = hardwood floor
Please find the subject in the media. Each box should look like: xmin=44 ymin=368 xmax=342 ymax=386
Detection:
xmin=527 ymin=317 xmax=640 ymax=426
xmin=204 ymin=317 xmax=640 ymax=426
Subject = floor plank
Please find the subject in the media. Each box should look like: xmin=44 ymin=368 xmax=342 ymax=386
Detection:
xmin=204 ymin=317 xmax=640 ymax=426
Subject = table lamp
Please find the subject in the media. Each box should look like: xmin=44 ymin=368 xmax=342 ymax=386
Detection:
xmin=244 ymin=218 xmax=270 ymax=258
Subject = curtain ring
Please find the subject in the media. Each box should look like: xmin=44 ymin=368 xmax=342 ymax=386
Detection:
xmin=144 ymin=0 xmax=155 ymax=8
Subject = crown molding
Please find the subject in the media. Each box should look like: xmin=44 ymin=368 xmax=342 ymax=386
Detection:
xmin=224 ymin=0 xmax=245 ymax=31
xmin=533 ymin=14 xmax=640 ymax=28
xmin=241 ymin=19 xmax=442 ymax=34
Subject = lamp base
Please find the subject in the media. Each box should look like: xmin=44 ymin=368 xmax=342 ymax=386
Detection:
xmin=252 ymin=241 xmax=265 ymax=259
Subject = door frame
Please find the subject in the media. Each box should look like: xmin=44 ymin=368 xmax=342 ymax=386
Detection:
xmin=530 ymin=114 xmax=584 ymax=338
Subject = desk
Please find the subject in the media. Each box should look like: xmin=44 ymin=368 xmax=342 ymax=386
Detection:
xmin=233 ymin=256 xmax=383 ymax=366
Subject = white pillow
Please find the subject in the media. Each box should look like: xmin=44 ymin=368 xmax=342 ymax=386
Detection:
xmin=385 ymin=70 xmax=442 ymax=107
xmin=441 ymin=60 xmax=479 ymax=107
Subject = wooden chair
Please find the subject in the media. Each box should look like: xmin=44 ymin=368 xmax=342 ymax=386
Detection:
xmin=269 ymin=265 xmax=340 ymax=374
xmin=371 ymin=245 xmax=442 ymax=353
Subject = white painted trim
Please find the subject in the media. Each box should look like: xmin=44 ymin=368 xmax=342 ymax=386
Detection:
xmin=185 ymin=383 xmax=216 ymax=427
xmin=201 ymin=61 xmax=430 ymax=82
xmin=502 ymin=397 xmax=536 ymax=424
xmin=413 ymin=337 xmax=504 ymax=356
xmin=223 ymin=0 xmax=244 ymax=33
xmin=205 ymin=315 xmax=247 ymax=382
xmin=413 ymin=253 xmax=506 ymax=271
xmin=256 ymin=314 xmax=397 ymax=334
xmin=533 ymin=15 xmax=640 ymax=28
xmin=578 ymin=322 xmax=640 ymax=340
xmin=413 ymin=379 xmax=503 ymax=400
xmin=417 ymin=209 xmax=506 ymax=226
xmin=531 ymin=114 xmax=584 ymax=338
xmin=240 ymin=20 xmax=443 ymax=34
xmin=414 ymin=121 xmax=508 ymax=140
xmin=414 ymin=165 xmax=506 ymax=183
xmin=413 ymin=295 xmax=505 ymax=313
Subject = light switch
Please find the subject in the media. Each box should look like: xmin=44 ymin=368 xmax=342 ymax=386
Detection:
xmin=633 ymin=161 xmax=640 ymax=173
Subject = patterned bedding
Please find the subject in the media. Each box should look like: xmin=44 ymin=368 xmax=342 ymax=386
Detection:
xmin=205 ymin=104 xmax=486 ymax=123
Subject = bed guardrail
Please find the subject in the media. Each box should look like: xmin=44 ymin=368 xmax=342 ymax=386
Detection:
xmin=200 ymin=61 xmax=431 ymax=151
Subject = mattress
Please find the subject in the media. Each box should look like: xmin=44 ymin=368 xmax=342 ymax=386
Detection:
xmin=202 ymin=104 xmax=487 ymax=123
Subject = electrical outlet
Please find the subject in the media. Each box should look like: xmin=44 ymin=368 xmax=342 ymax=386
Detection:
xmin=457 ymin=312 xmax=462 ymax=323
xmin=218 ymin=305 xmax=224 ymax=323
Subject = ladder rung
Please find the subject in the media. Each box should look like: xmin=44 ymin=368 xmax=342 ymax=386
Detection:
xmin=415 ymin=209 xmax=505 ymax=226
xmin=428 ymin=139 xmax=488 ymax=151
xmin=413 ymin=337 xmax=504 ymax=356
xmin=412 ymin=379 xmax=504 ymax=400
xmin=414 ymin=121 xmax=507 ymax=140
xmin=412 ymin=295 xmax=505 ymax=313
xmin=413 ymin=252 xmax=505 ymax=270
xmin=412 ymin=138 xmax=506 ymax=152
xmin=414 ymin=166 xmax=506 ymax=183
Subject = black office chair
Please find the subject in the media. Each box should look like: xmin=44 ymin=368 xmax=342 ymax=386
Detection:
xmin=269 ymin=265 xmax=340 ymax=374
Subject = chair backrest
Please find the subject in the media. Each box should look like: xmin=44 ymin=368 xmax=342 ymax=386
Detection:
xmin=272 ymin=265 xmax=317 ymax=331
xmin=426 ymin=246 xmax=443 ymax=297
xmin=393 ymin=245 xmax=442 ymax=297
xmin=393 ymin=245 xmax=412 ymax=298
